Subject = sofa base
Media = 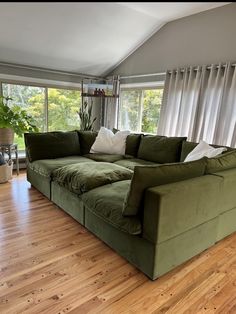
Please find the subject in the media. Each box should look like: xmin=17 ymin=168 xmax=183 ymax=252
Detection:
xmin=84 ymin=205 xmax=156 ymax=279
xmin=85 ymin=206 xmax=219 ymax=280
xmin=27 ymin=167 xmax=51 ymax=199
xmin=51 ymin=182 xmax=84 ymax=225
xmin=217 ymin=206 xmax=236 ymax=241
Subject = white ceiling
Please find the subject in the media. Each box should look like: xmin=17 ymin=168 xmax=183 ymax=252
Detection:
xmin=0 ymin=2 xmax=230 ymax=76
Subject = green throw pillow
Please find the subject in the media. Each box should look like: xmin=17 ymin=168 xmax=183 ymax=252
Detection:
xmin=137 ymin=135 xmax=186 ymax=163
xmin=123 ymin=158 xmax=206 ymax=216
xmin=205 ymin=150 xmax=236 ymax=173
xmin=24 ymin=131 xmax=80 ymax=162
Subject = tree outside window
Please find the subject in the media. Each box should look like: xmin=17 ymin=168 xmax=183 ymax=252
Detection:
xmin=119 ymin=88 xmax=163 ymax=134
xmin=2 ymin=83 xmax=81 ymax=150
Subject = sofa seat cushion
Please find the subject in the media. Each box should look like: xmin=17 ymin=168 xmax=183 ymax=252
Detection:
xmin=28 ymin=156 xmax=94 ymax=178
xmin=137 ymin=135 xmax=186 ymax=163
xmin=81 ymin=180 xmax=141 ymax=235
xmin=115 ymin=158 xmax=160 ymax=170
xmin=84 ymin=153 xmax=124 ymax=163
xmin=52 ymin=162 xmax=133 ymax=195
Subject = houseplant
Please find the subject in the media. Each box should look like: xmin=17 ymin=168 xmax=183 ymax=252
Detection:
xmin=78 ymin=100 xmax=96 ymax=131
xmin=0 ymin=96 xmax=39 ymax=144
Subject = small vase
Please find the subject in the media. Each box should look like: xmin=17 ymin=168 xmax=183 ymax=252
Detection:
xmin=0 ymin=128 xmax=14 ymax=145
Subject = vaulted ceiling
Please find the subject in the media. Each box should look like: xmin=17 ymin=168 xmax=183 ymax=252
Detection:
xmin=0 ymin=2 xmax=229 ymax=76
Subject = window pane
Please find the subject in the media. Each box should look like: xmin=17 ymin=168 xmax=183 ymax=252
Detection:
xmin=119 ymin=90 xmax=141 ymax=132
xmin=141 ymin=89 xmax=163 ymax=134
xmin=2 ymin=83 xmax=46 ymax=150
xmin=48 ymin=88 xmax=81 ymax=131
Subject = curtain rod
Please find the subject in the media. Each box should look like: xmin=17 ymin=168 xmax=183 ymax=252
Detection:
xmin=120 ymin=72 xmax=166 ymax=79
xmin=168 ymin=63 xmax=236 ymax=74
xmin=120 ymin=63 xmax=236 ymax=79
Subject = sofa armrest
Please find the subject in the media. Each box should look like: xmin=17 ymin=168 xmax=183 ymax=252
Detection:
xmin=142 ymin=175 xmax=223 ymax=244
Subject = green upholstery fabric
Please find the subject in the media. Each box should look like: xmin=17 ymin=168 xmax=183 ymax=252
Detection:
xmin=52 ymin=162 xmax=133 ymax=195
xmin=51 ymin=182 xmax=84 ymax=225
xmin=154 ymin=218 xmax=218 ymax=277
xmin=24 ymin=131 xmax=80 ymax=162
xmin=137 ymin=135 xmax=164 ymax=161
xmin=180 ymin=140 xmax=234 ymax=162
xmin=115 ymin=158 xmax=160 ymax=171
xmin=84 ymin=153 xmax=124 ymax=163
xmin=137 ymin=135 xmax=186 ymax=163
xmin=212 ymin=168 xmax=236 ymax=214
xmin=27 ymin=167 xmax=51 ymax=199
xmin=112 ymin=129 xmax=142 ymax=157
xmin=82 ymin=180 xmax=141 ymax=235
xmin=123 ymin=158 xmax=206 ymax=216
xmin=85 ymin=207 xmax=155 ymax=279
xmin=78 ymin=131 xmax=98 ymax=155
xmin=180 ymin=141 xmax=198 ymax=162
xmin=205 ymin=150 xmax=236 ymax=173
xmin=217 ymin=206 xmax=236 ymax=241
xmin=28 ymin=156 xmax=94 ymax=177
xmin=125 ymin=134 xmax=142 ymax=157
xmin=142 ymin=175 xmax=222 ymax=244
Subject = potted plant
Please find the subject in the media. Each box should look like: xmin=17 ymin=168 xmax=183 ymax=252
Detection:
xmin=78 ymin=100 xmax=96 ymax=131
xmin=0 ymin=96 xmax=39 ymax=144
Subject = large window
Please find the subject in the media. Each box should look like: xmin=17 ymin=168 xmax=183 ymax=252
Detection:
xmin=48 ymin=88 xmax=81 ymax=132
xmin=2 ymin=83 xmax=81 ymax=150
xmin=119 ymin=88 xmax=163 ymax=134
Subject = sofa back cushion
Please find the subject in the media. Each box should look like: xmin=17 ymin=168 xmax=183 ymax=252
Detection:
xmin=78 ymin=131 xmax=98 ymax=155
xmin=180 ymin=141 xmax=234 ymax=162
xmin=137 ymin=135 xmax=186 ymax=163
xmin=123 ymin=158 xmax=206 ymax=216
xmin=25 ymin=131 xmax=80 ymax=162
xmin=205 ymin=150 xmax=236 ymax=173
xmin=125 ymin=134 xmax=142 ymax=157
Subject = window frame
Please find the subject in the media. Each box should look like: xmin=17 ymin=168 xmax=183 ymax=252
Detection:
xmin=119 ymin=81 xmax=164 ymax=134
xmin=0 ymin=77 xmax=82 ymax=153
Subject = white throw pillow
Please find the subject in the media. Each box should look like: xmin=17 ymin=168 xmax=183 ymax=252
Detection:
xmin=90 ymin=127 xmax=130 ymax=155
xmin=184 ymin=140 xmax=227 ymax=162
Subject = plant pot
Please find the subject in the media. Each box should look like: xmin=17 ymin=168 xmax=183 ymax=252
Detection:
xmin=0 ymin=128 xmax=14 ymax=145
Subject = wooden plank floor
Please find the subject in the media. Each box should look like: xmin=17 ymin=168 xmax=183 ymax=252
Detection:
xmin=1 ymin=173 xmax=236 ymax=314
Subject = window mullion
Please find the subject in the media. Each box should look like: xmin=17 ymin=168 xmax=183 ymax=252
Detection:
xmin=138 ymin=90 xmax=143 ymax=132
xmin=45 ymin=87 xmax=48 ymax=132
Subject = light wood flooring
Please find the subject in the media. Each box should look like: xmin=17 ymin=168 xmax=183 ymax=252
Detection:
xmin=1 ymin=172 xmax=236 ymax=313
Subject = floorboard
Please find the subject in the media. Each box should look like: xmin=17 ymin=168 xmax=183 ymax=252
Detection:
xmin=1 ymin=172 xmax=236 ymax=313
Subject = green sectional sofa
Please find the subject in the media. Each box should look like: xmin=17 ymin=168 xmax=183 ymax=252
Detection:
xmin=24 ymin=130 xmax=236 ymax=280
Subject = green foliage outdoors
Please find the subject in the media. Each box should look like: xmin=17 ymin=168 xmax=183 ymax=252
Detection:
xmin=0 ymin=95 xmax=39 ymax=137
xmin=2 ymin=84 xmax=81 ymax=149
xmin=119 ymin=89 xmax=163 ymax=134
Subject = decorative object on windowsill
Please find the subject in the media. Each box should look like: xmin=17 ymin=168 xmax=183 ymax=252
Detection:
xmin=77 ymin=101 xmax=97 ymax=131
xmin=0 ymin=159 xmax=13 ymax=183
xmin=0 ymin=96 xmax=39 ymax=144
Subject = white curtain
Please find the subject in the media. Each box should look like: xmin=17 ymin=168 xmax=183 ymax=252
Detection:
xmin=103 ymin=75 xmax=120 ymax=129
xmin=158 ymin=62 xmax=236 ymax=147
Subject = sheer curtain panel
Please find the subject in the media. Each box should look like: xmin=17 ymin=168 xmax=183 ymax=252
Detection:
xmin=158 ymin=62 xmax=236 ymax=147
